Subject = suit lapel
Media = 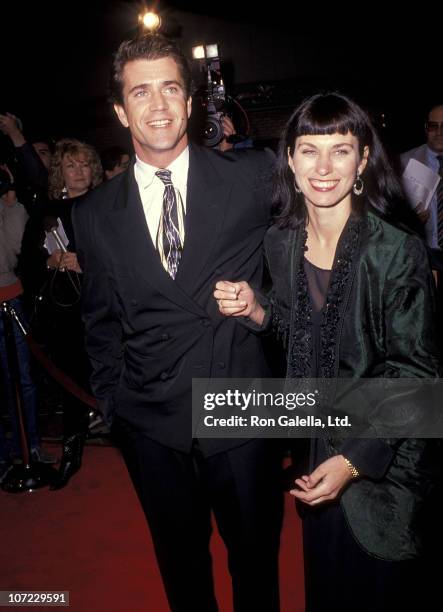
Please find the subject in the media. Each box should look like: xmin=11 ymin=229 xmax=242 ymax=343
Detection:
xmin=175 ymin=144 xmax=231 ymax=288
xmin=416 ymin=144 xmax=429 ymax=165
xmin=107 ymin=165 xmax=205 ymax=316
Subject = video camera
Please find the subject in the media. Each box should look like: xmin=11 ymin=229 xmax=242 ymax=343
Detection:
xmin=201 ymin=65 xmax=227 ymax=148
xmin=190 ymin=45 xmax=248 ymax=148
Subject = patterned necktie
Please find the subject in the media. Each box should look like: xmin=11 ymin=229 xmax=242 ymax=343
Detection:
xmin=437 ymin=155 xmax=443 ymax=249
xmin=155 ymin=169 xmax=183 ymax=278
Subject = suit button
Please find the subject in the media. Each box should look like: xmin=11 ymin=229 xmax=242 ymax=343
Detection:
xmin=160 ymin=372 xmax=168 ymax=381
xmin=131 ymin=299 xmax=138 ymax=306
xmin=200 ymin=319 xmax=211 ymax=327
xmin=161 ymin=333 xmax=169 ymax=341
xmin=215 ymin=268 xmax=223 ymax=275
xmin=217 ymin=362 xmax=225 ymax=369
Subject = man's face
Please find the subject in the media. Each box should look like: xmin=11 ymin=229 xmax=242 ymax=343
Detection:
xmin=114 ymin=57 xmax=192 ymax=167
xmin=32 ymin=142 xmax=52 ymax=170
xmin=426 ymin=105 xmax=443 ymax=153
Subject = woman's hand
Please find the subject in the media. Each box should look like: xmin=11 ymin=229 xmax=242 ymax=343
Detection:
xmin=289 ymin=455 xmax=354 ymax=506
xmin=61 ymin=251 xmax=82 ymax=273
xmin=47 ymin=250 xmax=82 ymax=273
xmin=47 ymin=250 xmax=63 ymax=270
xmin=214 ymin=280 xmax=265 ymax=325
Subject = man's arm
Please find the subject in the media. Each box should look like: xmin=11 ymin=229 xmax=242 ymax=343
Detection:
xmin=72 ymin=202 xmax=123 ymax=425
xmin=0 ymin=113 xmax=49 ymax=191
xmin=15 ymin=142 xmax=49 ymax=191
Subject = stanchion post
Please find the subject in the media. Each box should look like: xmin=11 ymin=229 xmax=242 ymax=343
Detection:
xmin=1 ymin=301 xmax=31 ymax=466
xmin=1 ymin=301 xmax=57 ymax=492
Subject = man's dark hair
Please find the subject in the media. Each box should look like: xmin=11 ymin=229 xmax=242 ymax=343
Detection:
xmin=100 ymin=145 xmax=129 ymax=171
xmin=110 ymin=34 xmax=193 ymax=106
xmin=28 ymin=135 xmax=55 ymax=153
xmin=427 ymin=103 xmax=443 ymax=116
xmin=273 ymin=92 xmax=404 ymax=228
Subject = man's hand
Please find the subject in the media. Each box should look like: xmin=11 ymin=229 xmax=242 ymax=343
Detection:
xmin=0 ymin=113 xmax=25 ymax=147
xmin=218 ymin=116 xmax=236 ymax=152
xmin=214 ymin=280 xmax=265 ymax=325
xmin=289 ymin=455 xmax=354 ymax=506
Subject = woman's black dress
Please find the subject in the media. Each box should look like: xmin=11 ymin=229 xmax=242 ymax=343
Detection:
xmin=301 ymin=257 xmax=422 ymax=612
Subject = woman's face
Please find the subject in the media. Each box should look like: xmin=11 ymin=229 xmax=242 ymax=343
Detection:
xmin=288 ymin=132 xmax=368 ymax=211
xmin=62 ymin=153 xmax=92 ymax=198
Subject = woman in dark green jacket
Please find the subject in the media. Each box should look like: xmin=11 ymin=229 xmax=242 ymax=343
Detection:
xmin=214 ymin=93 xmax=441 ymax=612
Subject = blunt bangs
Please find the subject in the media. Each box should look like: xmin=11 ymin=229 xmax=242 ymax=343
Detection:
xmin=274 ymin=92 xmax=403 ymax=228
xmin=289 ymin=94 xmax=371 ymax=154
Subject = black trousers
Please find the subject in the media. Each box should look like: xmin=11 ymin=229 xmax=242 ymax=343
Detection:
xmin=303 ymin=501 xmax=425 ymax=612
xmin=114 ymin=418 xmax=284 ymax=612
xmin=437 ymin=271 xmax=443 ymax=359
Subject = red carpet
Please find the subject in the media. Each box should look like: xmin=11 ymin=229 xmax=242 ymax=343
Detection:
xmin=0 ymin=445 xmax=304 ymax=611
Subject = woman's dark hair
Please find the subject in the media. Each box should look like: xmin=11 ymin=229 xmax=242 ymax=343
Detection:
xmin=109 ymin=33 xmax=193 ymax=106
xmin=273 ymin=92 xmax=403 ymax=227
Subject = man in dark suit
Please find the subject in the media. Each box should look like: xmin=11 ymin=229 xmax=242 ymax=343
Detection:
xmin=400 ymin=104 xmax=443 ymax=352
xmin=72 ymin=34 xmax=283 ymax=612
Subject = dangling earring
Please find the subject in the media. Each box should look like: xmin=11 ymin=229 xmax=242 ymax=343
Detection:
xmin=353 ymin=172 xmax=364 ymax=196
xmin=61 ymin=186 xmax=68 ymax=199
xmin=294 ymin=181 xmax=302 ymax=194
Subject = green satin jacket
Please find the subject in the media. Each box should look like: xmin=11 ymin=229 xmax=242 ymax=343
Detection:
xmin=264 ymin=209 xmax=441 ymax=561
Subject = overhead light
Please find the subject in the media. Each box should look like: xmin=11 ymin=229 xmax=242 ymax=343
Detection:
xmin=191 ymin=43 xmax=219 ymax=60
xmin=192 ymin=45 xmax=206 ymax=60
xmin=139 ymin=10 xmax=161 ymax=32
xmin=205 ymin=44 xmax=219 ymax=59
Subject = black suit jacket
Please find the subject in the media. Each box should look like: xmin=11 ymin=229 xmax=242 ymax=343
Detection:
xmin=72 ymin=144 xmax=274 ymax=455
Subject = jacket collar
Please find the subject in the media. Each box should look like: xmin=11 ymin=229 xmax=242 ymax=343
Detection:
xmin=107 ymin=143 xmax=230 ymax=313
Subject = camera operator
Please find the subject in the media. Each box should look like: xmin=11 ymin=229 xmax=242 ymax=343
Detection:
xmin=192 ymin=104 xmax=253 ymax=152
xmin=190 ymin=54 xmax=253 ymax=153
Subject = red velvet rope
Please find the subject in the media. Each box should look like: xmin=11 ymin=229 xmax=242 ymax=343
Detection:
xmin=26 ymin=334 xmax=98 ymax=410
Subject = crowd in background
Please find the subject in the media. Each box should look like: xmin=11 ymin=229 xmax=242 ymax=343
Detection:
xmin=0 ymin=101 xmax=442 ymax=487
